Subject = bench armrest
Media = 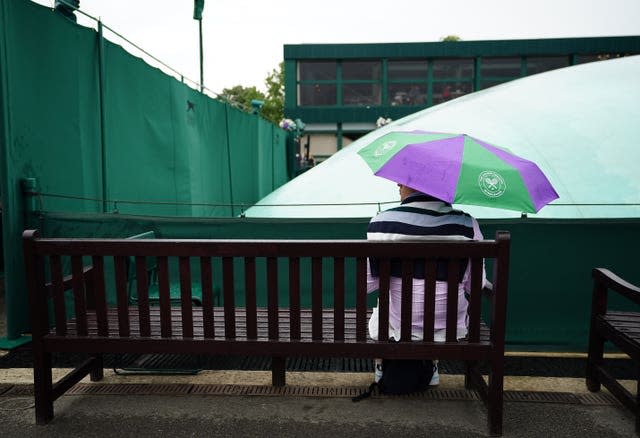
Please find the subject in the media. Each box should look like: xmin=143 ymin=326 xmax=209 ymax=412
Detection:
xmin=593 ymin=268 xmax=640 ymax=306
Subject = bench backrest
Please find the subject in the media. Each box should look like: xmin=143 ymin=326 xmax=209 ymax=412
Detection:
xmin=23 ymin=230 xmax=510 ymax=346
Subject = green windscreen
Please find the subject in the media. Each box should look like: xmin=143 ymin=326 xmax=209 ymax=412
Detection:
xmin=0 ymin=0 xmax=287 ymax=340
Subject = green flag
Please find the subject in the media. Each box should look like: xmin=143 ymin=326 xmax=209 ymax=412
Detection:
xmin=193 ymin=0 xmax=204 ymax=20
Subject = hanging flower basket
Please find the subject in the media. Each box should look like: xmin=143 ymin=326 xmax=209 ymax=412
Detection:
xmin=376 ymin=117 xmax=392 ymax=128
xmin=279 ymin=118 xmax=297 ymax=131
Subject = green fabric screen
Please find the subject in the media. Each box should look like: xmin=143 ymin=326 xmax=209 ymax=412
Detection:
xmin=0 ymin=0 xmax=287 ymax=340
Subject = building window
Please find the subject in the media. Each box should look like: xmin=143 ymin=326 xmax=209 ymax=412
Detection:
xmin=298 ymin=61 xmax=337 ymax=106
xmin=432 ymin=58 xmax=474 ymax=104
xmin=342 ymin=61 xmax=381 ymax=106
xmin=480 ymin=57 xmax=521 ymax=89
xmin=299 ymin=61 xmax=336 ymax=80
xmin=526 ymin=56 xmax=569 ymax=75
xmin=298 ymin=84 xmax=337 ymax=106
xmin=574 ymin=53 xmax=627 ymax=64
xmin=387 ymin=60 xmax=427 ymax=106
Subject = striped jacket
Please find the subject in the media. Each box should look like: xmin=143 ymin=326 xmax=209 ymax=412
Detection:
xmin=366 ymin=192 xmax=485 ymax=340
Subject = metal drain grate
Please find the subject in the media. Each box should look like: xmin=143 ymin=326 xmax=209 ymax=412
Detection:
xmin=0 ymin=383 xmax=14 ymax=395
xmin=66 ymin=383 xmax=192 ymax=395
xmin=3 ymin=384 xmax=33 ymax=396
xmin=576 ymin=392 xmax=619 ymax=405
xmin=504 ymin=391 xmax=581 ymax=404
xmin=422 ymin=388 xmax=480 ymax=401
xmin=0 ymin=381 xmax=623 ymax=408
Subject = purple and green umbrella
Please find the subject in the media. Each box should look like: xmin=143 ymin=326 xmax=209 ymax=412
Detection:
xmin=357 ymin=130 xmax=559 ymax=213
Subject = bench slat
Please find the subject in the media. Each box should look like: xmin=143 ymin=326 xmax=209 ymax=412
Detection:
xmin=244 ymin=257 xmax=257 ymax=339
xmin=400 ymin=259 xmax=413 ymax=342
xmin=200 ymin=257 xmax=215 ymax=338
xmin=50 ymin=255 xmax=67 ymax=336
xmin=289 ymin=257 xmax=301 ymax=340
xmin=222 ymin=257 xmax=236 ymax=338
xmin=422 ymin=259 xmax=436 ymax=342
xmin=467 ymin=257 xmax=484 ymax=343
xmin=70 ymin=256 xmax=88 ymax=337
xmin=311 ymin=257 xmax=322 ymax=341
xmin=136 ymin=255 xmax=151 ymax=337
xmin=446 ymin=259 xmax=460 ymax=342
xmin=157 ymin=256 xmax=172 ymax=338
xmin=267 ymin=257 xmax=278 ymax=340
xmin=113 ymin=256 xmax=129 ymax=337
xmin=355 ymin=257 xmax=367 ymax=342
xmin=334 ymin=257 xmax=345 ymax=342
xmin=92 ymin=256 xmax=109 ymax=337
xmin=179 ymin=256 xmax=194 ymax=338
xmin=377 ymin=259 xmax=390 ymax=342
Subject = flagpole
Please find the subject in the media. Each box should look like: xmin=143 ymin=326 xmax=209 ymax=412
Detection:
xmin=194 ymin=0 xmax=205 ymax=92
xmin=199 ymin=18 xmax=204 ymax=92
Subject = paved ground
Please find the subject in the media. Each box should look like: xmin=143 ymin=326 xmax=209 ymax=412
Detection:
xmin=0 ymin=391 xmax=636 ymax=438
xmin=0 ymin=368 xmax=637 ymax=437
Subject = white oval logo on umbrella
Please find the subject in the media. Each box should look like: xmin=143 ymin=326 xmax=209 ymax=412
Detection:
xmin=478 ymin=171 xmax=506 ymax=198
xmin=374 ymin=140 xmax=397 ymax=157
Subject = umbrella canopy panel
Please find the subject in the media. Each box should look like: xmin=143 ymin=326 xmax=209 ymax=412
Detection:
xmin=357 ymin=131 xmax=559 ymax=213
xmin=246 ymin=56 xmax=640 ymax=219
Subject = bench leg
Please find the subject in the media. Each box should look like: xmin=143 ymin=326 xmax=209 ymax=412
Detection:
xmin=272 ymin=357 xmax=286 ymax=387
xmin=487 ymin=359 xmax=504 ymax=437
xmin=90 ymin=354 xmax=104 ymax=382
xmin=464 ymin=360 xmax=480 ymax=390
xmin=586 ymin=331 xmax=603 ymax=392
xmin=637 ymin=376 xmax=640 ymax=434
xmin=33 ymin=347 xmax=54 ymax=425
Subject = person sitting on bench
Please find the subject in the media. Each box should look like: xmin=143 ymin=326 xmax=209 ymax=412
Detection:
xmin=366 ymin=184 xmax=487 ymax=385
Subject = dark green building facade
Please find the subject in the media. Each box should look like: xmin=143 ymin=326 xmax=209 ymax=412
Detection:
xmin=283 ymin=36 xmax=640 ymax=161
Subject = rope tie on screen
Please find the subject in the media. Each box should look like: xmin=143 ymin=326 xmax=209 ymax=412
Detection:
xmin=21 ymin=191 xmax=640 ymax=218
xmin=22 ymin=191 xmax=402 ymax=213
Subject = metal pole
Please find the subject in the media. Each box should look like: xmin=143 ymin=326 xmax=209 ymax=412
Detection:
xmin=98 ymin=20 xmax=108 ymax=212
xmin=199 ymin=19 xmax=203 ymax=92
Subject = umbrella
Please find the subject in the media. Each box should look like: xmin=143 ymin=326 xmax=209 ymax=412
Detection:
xmin=357 ymin=130 xmax=559 ymax=213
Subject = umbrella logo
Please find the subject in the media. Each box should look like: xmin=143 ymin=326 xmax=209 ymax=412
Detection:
xmin=478 ymin=171 xmax=506 ymax=198
xmin=374 ymin=140 xmax=397 ymax=157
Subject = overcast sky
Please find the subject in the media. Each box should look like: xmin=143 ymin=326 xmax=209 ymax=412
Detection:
xmin=34 ymin=0 xmax=640 ymax=94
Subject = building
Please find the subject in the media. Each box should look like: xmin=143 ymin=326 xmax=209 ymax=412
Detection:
xmin=283 ymin=36 xmax=640 ymax=163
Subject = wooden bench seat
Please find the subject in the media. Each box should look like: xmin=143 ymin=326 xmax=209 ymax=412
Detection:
xmin=23 ymin=229 xmax=510 ymax=435
xmin=46 ymin=306 xmax=491 ymax=350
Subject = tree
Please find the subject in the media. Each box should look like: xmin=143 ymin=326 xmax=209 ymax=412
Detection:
xmin=217 ymin=62 xmax=284 ymax=125
xmin=218 ymin=85 xmax=266 ymax=113
xmin=440 ymin=35 xmax=461 ymax=42
xmin=261 ymin=62 xmax=284 ymax=125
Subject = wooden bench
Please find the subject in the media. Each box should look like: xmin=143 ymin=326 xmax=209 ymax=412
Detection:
xmin=587 ymin=268 xmax=640 ymax=434
xmin=23 ymin=229 xmax=511 ymax=436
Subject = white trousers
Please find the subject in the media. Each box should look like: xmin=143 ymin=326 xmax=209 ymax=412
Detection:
xmin=368 ymin=305 xmax=468 ymax=342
